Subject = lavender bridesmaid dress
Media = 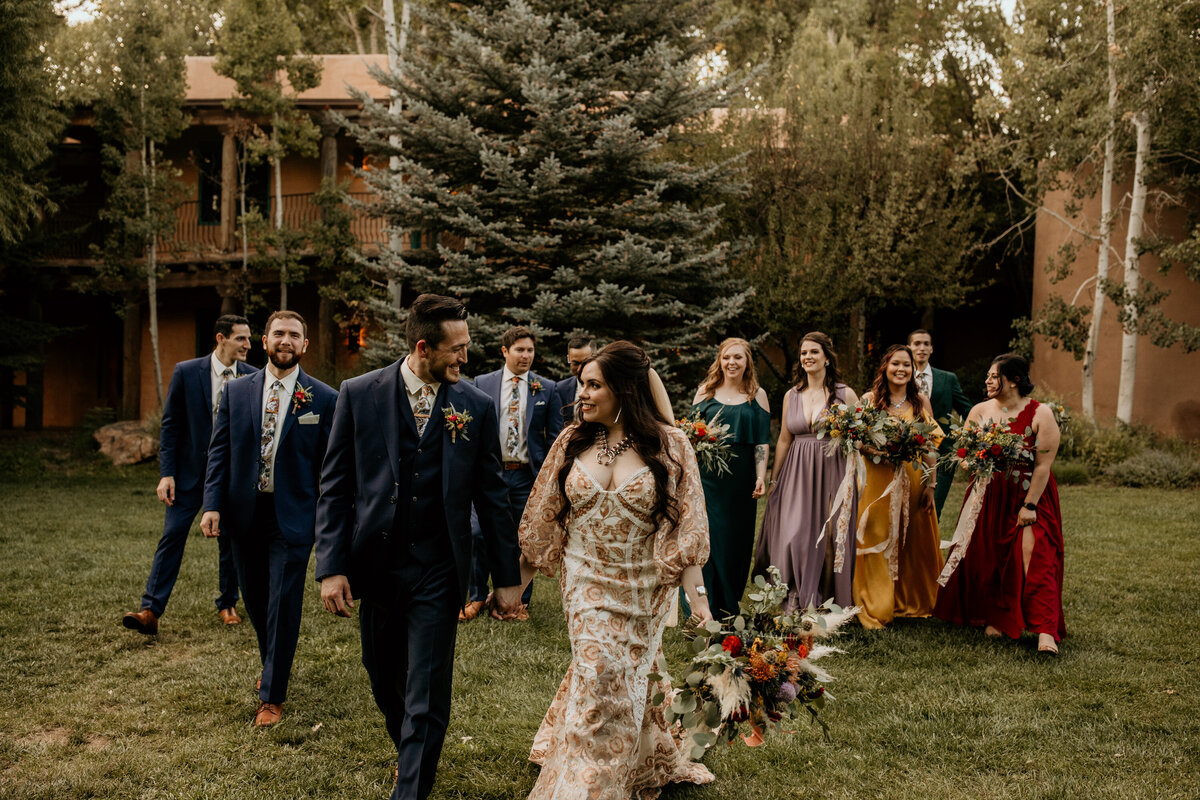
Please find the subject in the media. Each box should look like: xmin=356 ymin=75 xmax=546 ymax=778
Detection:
xmin=752 ymin=384 xmax=857 ymax=609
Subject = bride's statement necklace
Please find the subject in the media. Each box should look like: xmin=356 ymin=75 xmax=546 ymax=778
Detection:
xmin=596 ymin=427 xmax=633 ymax=465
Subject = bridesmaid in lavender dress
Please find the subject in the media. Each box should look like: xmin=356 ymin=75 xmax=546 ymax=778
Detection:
xmin=752 ymin=332 xmax=859 ymax=609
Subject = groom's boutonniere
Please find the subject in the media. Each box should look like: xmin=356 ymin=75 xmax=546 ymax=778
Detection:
xmin=291 ymin=385 xmax=315 ymax=414
xmin=443 ymin=404 xmax=473 ymax=443
xmin=528 ymin=378 xmax=544 ymax=395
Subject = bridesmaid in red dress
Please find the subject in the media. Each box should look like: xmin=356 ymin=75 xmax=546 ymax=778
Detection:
xmin=934 ymin=354 xmax=1066 ymax=654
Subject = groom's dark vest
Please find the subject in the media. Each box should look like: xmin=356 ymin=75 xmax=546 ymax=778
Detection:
xmin=389 ymin=389 xmax=452 ymax=568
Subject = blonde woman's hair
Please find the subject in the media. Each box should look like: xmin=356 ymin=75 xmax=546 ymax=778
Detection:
xmin=697 ymin=338 xmax=759 ymax=402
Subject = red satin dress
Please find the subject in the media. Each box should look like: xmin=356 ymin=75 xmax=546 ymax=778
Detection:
xmin=934 ymin=400 xmax=1066 ymax=642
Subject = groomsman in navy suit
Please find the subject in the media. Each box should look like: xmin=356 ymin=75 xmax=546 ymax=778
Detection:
xmin=553 ymin=334 xmax=597 ymax=424
xmin=909 ymin=329 xmax=973 ymax=518
xmin=201 ymin=310 xmax=337 ymax=727
xmin=462 ymin=326 xmax=562 ymax=621
xmin=315 ymin=294 xmax=523 ymax=800
xmin=122 ymin=315 xmax=255 ymax=636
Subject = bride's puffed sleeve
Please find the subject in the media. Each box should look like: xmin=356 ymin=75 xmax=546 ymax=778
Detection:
xmin=654 ymin=426 xmax=710 ymax=587
xmin=519 ymin=428 xmax=571 ymax=577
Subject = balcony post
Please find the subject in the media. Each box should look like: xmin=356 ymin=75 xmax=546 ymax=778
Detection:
xmin=220 ymin=128 xmax=237 ymax=252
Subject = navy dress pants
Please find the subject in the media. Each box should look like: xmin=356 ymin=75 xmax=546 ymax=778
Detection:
xmin=141 ymin=487 xmax=239 ymax=616
xmin=229 ymin=495 xmax=311 ymax=705
xmin=467 ymin=467 xmax=533 ymax=604
xmin=360 ymin=552 xmax=460 ymax=800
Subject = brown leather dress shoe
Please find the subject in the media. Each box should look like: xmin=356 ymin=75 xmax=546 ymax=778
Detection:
xmin=122 ymin=608 xmax=158 ymax=635
xmin=254 ymin=701 xmax=283 ymax=727
xmin=458 ymin=599 xmax=485 ymax=623
xmin=218 ymin=607 xmax=242 ymax=625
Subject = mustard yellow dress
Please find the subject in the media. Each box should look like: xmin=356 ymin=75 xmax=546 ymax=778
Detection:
xmin=852 ymin=407 xmax=944 ymax=628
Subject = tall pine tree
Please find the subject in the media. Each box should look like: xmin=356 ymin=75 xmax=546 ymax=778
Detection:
xmin=350 ymin=0 xmax=747 ymax=392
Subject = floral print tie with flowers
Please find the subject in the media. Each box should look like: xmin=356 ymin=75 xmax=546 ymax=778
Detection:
xmin=917 ymin=372 xmax=929 ymax=396
xmin=213 ymin=367 xmax=234 ymax=422
xmin=414 ymin=384 xmax=435 ymax=437
xmin=505 ymin=376 xmax=521 ymax=459
xmin=257 ymin=380 xmax=283 ymax=491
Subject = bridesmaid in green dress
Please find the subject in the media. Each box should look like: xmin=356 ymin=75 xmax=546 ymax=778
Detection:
xmin=688 ymin=338 xmax=771 ymax=619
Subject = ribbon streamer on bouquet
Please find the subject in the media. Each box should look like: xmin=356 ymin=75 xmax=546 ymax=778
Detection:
xmin=936 ymin=472 xmax=993 ymax=587
xmin=856 ymin=463 xmax=911 ymax=582
xmin=816 ymin=453 xmax=861 ymax=574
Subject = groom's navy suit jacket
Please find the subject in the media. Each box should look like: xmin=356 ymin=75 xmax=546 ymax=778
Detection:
xmin=203 ymin=366 xmax=337 ymax=544
xmin=473 ymin=369 xmax=562 ymax=475
xmin=314 ymin=360 xmax=520 ymax=600
xmin=160 ymin=355 xmax=257 ymax=493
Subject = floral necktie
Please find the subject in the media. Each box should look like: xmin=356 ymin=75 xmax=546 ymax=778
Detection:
xmin=257 ymin=380 xmax=283 ymax=491
xmin=414 ymin=384 xmax=435 ymax=436
xmin=214 ymin=367 xmax=234 ymax=422
xmin=918 ymin=372 xmax=929 ymax=396
xmin=505 ymin=376 xmax=521 ymax=459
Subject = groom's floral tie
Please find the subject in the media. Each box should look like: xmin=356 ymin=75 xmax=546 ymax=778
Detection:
xmin=505 ymin=376 xmax=521 ymax=459
xmin=414 ymin=384 xmax=435 ymax=436
xmin=257 ymin=380 xmax=283 ymax=491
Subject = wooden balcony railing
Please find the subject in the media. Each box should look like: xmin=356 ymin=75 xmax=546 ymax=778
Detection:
xmin=44 ymin=191 xmax=390 ymax=262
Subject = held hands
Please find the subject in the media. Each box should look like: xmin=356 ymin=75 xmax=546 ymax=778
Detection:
xmin=320 ymin=575 xmax=355 ymax=617
xmin=690 ymin=597 xmax=714 ymax=626
xmin=752 ymin=477 xmax=766 ymax=499
xmin=200 ymin=510 xmax=220 ymax=538
xmin=491 ymin=585 xmax=524 ymax=620
xmin=157 ymin=476 xmax=176 ymax=506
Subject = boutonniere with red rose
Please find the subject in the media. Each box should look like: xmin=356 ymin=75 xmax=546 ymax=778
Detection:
xmin=528 ymin=378 xmax=544 ymax=395
xmin=291 ymin=384 xmax=315 ymax=414
xmin=443 ymin=404 xmax=473 ymax=443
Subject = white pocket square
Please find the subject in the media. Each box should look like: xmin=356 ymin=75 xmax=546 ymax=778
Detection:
xmin=298 ymin=412 xmax=320 ymax=425
xmin=536 ymin=400 xmax=546 ymax=406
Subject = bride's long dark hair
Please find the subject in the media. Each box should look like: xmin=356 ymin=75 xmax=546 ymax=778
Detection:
xmin=555 ymin=341 xmax=679 ymax=529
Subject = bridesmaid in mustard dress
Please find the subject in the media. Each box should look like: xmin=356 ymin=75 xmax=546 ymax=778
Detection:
xmin=515 ymin=342 xmax=715 ymax=800
xmin=853 ymin=344 xmax=943 ymax=629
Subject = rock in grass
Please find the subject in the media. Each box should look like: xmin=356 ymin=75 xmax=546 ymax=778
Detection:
xmin=94 ymin=421 xmax=158 ymax=465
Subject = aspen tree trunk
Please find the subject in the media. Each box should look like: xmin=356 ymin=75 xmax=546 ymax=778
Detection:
xmin=383 ymin=0 xmax=410 ymax=310
xmin=273 ymin=123 xmax=287 ymax=309
xmin=1082 ymin=0 xmax=1118 ymax=417
xmin=145 ymin=137 xmax=164 ymax=409
xmin=1116 ymin=109 xmax=1151 ymax=424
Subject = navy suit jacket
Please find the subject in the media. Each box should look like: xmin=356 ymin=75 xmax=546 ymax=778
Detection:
xmin=159 ymin=355 xmax=257 ymax=493
xmin=314 ymin=360 xmax=521 ymax=600
xmin=474 ymin=369 xmax=563 ymax=474
xmin=554 ymin=376 xmax=577 ymax=424
xmin=203 ymin=367 xmax=337 ymax=545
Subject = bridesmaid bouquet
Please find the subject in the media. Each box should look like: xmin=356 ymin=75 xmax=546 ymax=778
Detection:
xmin=675 ymin=411 xmax=735 ymax=476
xmin=940 ymin=420 xmax=1034 ymax=487
xmin=937 ymin=420 xmax=1035 ymax=587
xmin=658 ymin=567 xmax=857 ymax=756
xmin=871 ymin=414 xmax=942 ymax=470
xmin=815 ymin=403 xmax=884 ymax=458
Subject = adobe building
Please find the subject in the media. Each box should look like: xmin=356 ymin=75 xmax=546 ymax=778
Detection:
xmin=11 ymin=55 xmax=405 ymax=428
xmin=1032 ymin=177 xmax=1200 ymax=440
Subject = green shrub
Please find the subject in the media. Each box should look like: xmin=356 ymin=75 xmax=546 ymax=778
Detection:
xmin=1052 ymin=459 xmax=1091 ymax=485
xmin=1103 ymin=449 xmax=1200 ymax=489
xmin=1060 ymin=416 xmax=1147 ymax=470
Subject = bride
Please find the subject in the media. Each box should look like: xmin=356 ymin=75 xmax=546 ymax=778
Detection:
xmin=515 ymin=341 xmax=715 ymax=799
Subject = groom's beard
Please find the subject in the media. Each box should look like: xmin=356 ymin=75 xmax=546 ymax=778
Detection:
xmin=268 ymin=347 xmax=302 ymax=371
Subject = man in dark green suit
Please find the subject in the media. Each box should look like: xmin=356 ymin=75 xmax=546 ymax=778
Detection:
xmin=909 ymin=329 xmax=973 ymax=518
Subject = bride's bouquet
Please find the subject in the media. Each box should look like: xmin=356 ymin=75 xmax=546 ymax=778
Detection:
xmin=675 ymin=411 xmax=735 ymax=476
xmin=937 ymin=419 xmax=1035 ymax=587
xmin=659 ymin=567 xmax=856 ymax=756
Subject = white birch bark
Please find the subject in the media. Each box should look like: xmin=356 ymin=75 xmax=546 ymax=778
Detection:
xmin=1082 ymin=0 xmax=1118 ymax=417
xmin=1116 ymin=108 xmax=1151 ymax=424
xmin=273 ymin=124 xmax=287 ymax=309
xmin=383 ymin=0 xmax=409 ymax=310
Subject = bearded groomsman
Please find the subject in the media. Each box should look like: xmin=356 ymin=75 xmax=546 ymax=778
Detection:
xmin=461 ymin=326 xmax=562 ymax=621
xmin=908 ymin=329 xmax=973 ymax=518
xmin=122 ymin=315 xmax=255 ymax=636
xmin=315 ymin=294 xmax=522 ymax=800
xmin=201 ymin=310 xmax=336 ymax=727
xmin=554 ymin=335 xmax=596 ymax=424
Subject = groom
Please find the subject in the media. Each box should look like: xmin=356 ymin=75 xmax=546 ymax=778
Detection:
xmin=315 ymin=294 xmax=523 ymax=800
xmin=908 ymin=329 xmax=973 ymax=518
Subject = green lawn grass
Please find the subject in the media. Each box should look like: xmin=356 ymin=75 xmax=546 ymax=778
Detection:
xmin=1 ymin=440 xmax=1197 ymax=799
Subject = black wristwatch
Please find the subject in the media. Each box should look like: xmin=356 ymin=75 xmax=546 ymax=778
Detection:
xmin=1022 ymin=501 xmax=1037 ymax=512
